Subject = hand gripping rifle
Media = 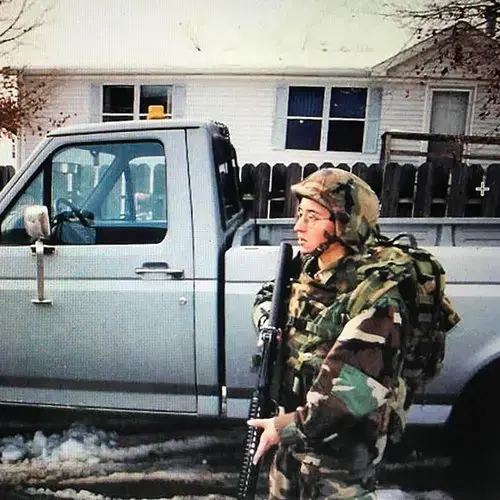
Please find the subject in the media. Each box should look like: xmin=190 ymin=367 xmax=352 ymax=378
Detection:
xmin=237 ymin=241 xmax=293 ymax=500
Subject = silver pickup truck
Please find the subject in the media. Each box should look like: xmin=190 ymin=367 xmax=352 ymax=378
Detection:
xmin=0 ymin=119 xmax=499 ymax=455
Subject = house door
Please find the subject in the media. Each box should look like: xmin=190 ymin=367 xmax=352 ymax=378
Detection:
xmin=428 ymin=90 xmax=469 ymax=163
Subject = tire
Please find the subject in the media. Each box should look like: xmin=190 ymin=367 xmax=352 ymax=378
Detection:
xmin=447 ymin=361 xmax=500 ymax=497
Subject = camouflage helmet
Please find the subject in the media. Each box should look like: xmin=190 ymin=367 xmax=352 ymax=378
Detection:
xmin=291 ymin=168 xmax=380 ymax=253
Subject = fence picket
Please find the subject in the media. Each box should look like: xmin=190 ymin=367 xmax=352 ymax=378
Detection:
xmin=1 ymin=160 xmax=498 ymax=219
xmin=483 ymin=164 xmax=500 ymax=217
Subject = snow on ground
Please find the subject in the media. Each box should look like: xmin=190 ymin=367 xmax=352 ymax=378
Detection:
xmin=1 ymin=424 xmax=236 ymax=464
xmin=0 ymin=424 xmax=454 ymax=499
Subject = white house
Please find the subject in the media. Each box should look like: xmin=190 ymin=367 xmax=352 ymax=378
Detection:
xmin=15 ymin=19 xmax=500 ymax=170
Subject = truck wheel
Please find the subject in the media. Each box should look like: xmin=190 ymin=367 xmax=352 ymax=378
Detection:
xmin=447 ymin=360 xmax=500 ymax=492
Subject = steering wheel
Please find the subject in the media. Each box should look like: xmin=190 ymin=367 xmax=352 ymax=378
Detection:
xmin=54 ymin=197 xmax=92 ymax=227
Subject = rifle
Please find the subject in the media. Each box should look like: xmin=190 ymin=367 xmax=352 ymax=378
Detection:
xmin=237 ymin=241 xmax=293 ymax=500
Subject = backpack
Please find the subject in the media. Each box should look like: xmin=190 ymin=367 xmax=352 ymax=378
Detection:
xmin=285 ymin=233 xmax=460 ymax=441
xmin=349 ymin=233 xmax=460 ymax=393
xmin=346 ymin=233 xmax=460 ymax=442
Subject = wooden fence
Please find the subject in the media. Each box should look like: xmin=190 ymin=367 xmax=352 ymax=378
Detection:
xmin=239 ymin=161 xmax=500 ymax=218
xmin=2 ymin=161 xmax=499 ymax=218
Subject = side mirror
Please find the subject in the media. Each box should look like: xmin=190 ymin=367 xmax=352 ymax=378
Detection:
xmin=23 ymin=205 xmax=51 ymax=241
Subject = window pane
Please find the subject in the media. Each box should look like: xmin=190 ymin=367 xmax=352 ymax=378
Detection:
xmin=288 ymin=87 xmax=324 ymax=117
xmin=213 ymin=136 xmax=242 ymax=223
xmin=140 ymin=85 xmax=172 ymax=115
xmin=102 ymin=115 xmax=134 ymax=122
xmin=329 ymin=88 xmax=367 ymax=118
xmin=286 ymin=119 xmax=321 ymax=150
xmin=50 ymin=141 xmax=167 ymax=245
xmin=103 ymin=85 xmax=134 ymax=114
xmin=327 ymin=120 xmax=365 ymax=152
xmin=0 ymin=173 xmax=43 ymax=245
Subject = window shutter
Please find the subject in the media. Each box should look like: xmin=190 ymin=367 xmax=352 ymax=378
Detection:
xmin=363 ymin=87 xmax=382 ymax=154
xmin=89 ymin=84 xmax=101 ymax=123
xmin=172 ymin=85 xmax=186 ymax=118
xmin=271 ymin=85 xmax=289 ymax=149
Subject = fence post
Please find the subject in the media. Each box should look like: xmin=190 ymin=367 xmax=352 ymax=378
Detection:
xmin=380 ymin=162 xmax=401 ymax=217
xmin=253 ymin=163 xmax=271 ymax=218
xmin=270 ymin=163 xmax=287 ymax=217
xmin=284 ymin=163 xmax=302 ymax=217
xmin=240 ymin=163 xmax=256 ymax=215
xmin=413 ymin=163 xmax=433 ymax=217
xmin=303 ymin=163 xmax=318 ymax=179
xmin=483 ymin=163 xmax=500 ymax=217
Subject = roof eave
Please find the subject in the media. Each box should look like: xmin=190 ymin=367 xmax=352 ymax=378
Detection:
xmin=21 ymin=65 xmax=373 ymax=78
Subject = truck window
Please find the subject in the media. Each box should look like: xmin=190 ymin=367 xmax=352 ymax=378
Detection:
xmin=0 ymin=140 xmax=167 ymax=246
xmin=213 ymin=136 xmax=242 ymax=225
xmin=0 ymin=174 xmax=43 ymax=244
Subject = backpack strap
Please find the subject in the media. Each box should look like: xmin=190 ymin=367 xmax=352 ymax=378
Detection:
xmin=347 ymin=248 xmax=414 ymax=318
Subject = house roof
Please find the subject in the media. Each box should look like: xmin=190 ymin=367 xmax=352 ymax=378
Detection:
xmin=10 ymin=0 xmax=413 ymax=74
xmin=372 ymin=21 xmax=500 ymax=76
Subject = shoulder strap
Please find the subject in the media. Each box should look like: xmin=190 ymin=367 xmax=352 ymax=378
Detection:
xmin=347 ymin=247 xmax=414 ymax=317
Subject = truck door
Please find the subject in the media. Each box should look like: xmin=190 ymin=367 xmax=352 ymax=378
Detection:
xmin=0 ymin=130 xmax=196 ymax=413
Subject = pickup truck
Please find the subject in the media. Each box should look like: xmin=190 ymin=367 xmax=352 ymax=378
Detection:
xmin=0 ymin=119 xmax=499 ymax=457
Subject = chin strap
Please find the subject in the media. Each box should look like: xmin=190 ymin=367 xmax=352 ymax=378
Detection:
xmin=308 ymin=209 xmax=344 ymax=259
xmin=309 ymin=230 xmax=340 ymax=259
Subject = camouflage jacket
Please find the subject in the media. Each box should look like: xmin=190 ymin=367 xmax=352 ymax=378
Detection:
xmin=253 ymin=251 xmax=408 ymax=459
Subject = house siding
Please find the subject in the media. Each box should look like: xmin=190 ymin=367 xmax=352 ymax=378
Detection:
xmin=185 ymin=77 xmax=276 ymax=166
xmin=19 ymin=75 xmax=388 ymax=168
xmin=379 ymin=83 xmax=428 ymax=164
xmin=468 ymin=84 xmax=500 ymax=165
xmin=17 ymin=74 xmax=500 ymax=170
xmin=19 ymin=77 xmax=93 ymax=164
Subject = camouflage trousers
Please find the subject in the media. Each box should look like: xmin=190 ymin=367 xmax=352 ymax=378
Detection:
xmin=268 ymin=442 xmax=378 ymax=500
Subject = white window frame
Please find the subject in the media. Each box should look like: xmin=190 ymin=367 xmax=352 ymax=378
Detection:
xmin=284 ymin=86 xmax=371 ymax=153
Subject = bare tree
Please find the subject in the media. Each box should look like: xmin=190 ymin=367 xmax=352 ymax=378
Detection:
xmin=0 ymin=0 xmax=70 ymax=137
xmin=384 ymin=0 xmax=500 ymax=124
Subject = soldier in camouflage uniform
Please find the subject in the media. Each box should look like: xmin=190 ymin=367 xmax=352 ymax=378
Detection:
xmin=248 ymin=168 xmax=409 ymax=499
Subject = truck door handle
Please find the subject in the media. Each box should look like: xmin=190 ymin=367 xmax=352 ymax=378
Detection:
xmin=135 ymin=262 xmax=184 ymax=279
xmin=30 ymin=244 xmax=56 ymax=255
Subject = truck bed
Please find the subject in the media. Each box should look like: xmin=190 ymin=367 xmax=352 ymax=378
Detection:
xmin=223 ymin=217 xmax=500 ymax=422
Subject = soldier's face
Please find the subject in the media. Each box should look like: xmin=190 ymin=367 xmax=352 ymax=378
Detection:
xmin=293 ymin=198 xmax=336 ymax=254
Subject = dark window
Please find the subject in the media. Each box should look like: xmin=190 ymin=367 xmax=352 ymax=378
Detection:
xmin=327 ymin=88 xmax=367 ymax=152
xmin=139 ymin=85 xmax=172 ymax=117
xmin=285 ymin=87 xmax=324 ymax=151
xmin=103 ymin=85 xmax=134 ymax=115
xmin=288 ymin=87 xmax=324 ymax=117
xmin=286 ymin=120 xmax=322 ymax=150
xmin=329 ymin=88 xmax=367 ymax=118
xmin=102 ymin=84 xmax=172 ymax=122
xmin=102 ymin=115 xmax=134 ymax=122
xmin=213 ymin=135 xmax=242 ymax=223
xmin=327 ymin=120 xmax=365 ymax=152
xmin=284 ymin=86 xmax=369 ymax=153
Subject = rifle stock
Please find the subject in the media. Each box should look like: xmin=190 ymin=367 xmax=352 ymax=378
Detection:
xmin=237 ymin=242 xmax=293 ymax=500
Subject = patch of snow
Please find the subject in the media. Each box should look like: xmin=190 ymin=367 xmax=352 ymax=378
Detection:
xmin=1 ymin=424 xmax=456 ymax=500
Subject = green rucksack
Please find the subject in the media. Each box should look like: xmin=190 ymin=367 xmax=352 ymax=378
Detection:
xmin=285 ymin=232 xmax=460 ymax=441
xmin=349 ymin=233 xmax=460 ymax=394
xmin=347 ymin=233 xmax=460 ymax=442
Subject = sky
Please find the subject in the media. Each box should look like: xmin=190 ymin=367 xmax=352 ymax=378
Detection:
xmin=7 ymin=0 xmax=416 ymax=71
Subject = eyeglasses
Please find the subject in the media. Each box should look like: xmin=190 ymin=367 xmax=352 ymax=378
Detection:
xmin=294 ymin=208 xmax=332 ymax=227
